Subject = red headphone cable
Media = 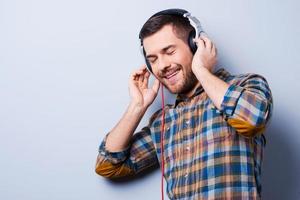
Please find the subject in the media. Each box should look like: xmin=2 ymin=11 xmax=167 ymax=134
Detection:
xmin=160 ymin=83 xmax=165 ymax=200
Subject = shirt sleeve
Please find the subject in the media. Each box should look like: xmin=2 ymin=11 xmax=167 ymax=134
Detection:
xmin=220 ymin=73 xmax=273 ymax=137
xmin=95 ymin=126 xmax=159 ymax=179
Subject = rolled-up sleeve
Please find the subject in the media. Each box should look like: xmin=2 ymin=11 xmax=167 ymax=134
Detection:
xmin=95 ymin=127 xmax=159 ymax=179
xmin=220 ymin=74 xmax=273 ymax=137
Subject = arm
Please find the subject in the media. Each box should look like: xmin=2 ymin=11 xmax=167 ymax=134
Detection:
xmin=105 ymin=101 xmax=148 ymax=152
xmin=95 ymin=65 xmax=160 ymax=178
xmin=95 ymin=126 xmax=159 ymax=178
xmin=106 ymin=66 xmax=160 ymax=152
xmin=219 ymin=74 xmax=273 ymax=137
xmin=193 ymin=67 xmax=229 ymax=110
xmin=191 ymin=35 xmax=229 ymax=110
xmin=192 ymin=36 xmax=273 ymax=137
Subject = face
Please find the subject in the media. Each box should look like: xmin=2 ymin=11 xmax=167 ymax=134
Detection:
xmin=143 ymin=24 xmax=198 ymax=96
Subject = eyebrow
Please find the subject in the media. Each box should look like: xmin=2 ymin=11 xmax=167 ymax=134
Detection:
xmin=146 ymin=44 xmax=176 ymax=59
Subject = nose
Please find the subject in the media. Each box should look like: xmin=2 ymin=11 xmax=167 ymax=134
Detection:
xmin=157 ymin=55 xmax=171 ymax=72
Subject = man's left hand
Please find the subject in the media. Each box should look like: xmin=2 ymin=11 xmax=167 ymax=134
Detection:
xmin=191 ymin=35 xmax=218 ymax=74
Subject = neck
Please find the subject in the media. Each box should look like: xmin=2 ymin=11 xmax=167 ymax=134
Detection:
xmin=180 ymin=81 xmax=202 ymax=99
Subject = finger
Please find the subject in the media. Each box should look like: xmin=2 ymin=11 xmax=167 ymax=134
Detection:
xmin=136 ymin=69 xmax=146 ymax=75
xmin=200 ymin=34 xmax=209 ymax=40
xmin=151 ymin=78 xmax=160 ymax=93
xmin=142 ymin=71 xmax=150 ymax=88
xmin=131 ymin=72 xmax=138 ymax=81
xmin=133 ymin=67 xmax=147 ymax=76
xmin=139 ymin=65 xmax=147 ymax=72
xmin=193 ymin=37 xmax=205 ymax=49
xmin=138 ymin=72 xmax=144 ymax=88
xmin=131 ymin=67 xmax=147 ymax=82
xmin=200 ymin=36 xmax=212 ymax=51
xmin=140 ymin=64 xmax=147 ymax=70
xmin=131 ymin=72 xmax=141 ymax=82
xmin=132 ymin=69 xmax=145 ymax=83
xmin=212 ymin=44 xmax=217 ymax=55
xmin=131 ymin=65 xmax=148 ymax=86
xmin=129 ymin=73 xmax=138 ymax=88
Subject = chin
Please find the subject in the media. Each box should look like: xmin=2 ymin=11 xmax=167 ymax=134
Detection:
xmin=163 ymin=82 xmax=186 ymax=94
xmin=164 ymin=78 xmax=198 ymax=96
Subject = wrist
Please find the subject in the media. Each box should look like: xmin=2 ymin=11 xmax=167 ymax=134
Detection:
xmin=193 ymin=66 xmax=210 ymax=81
xmin=128 ymin=101 xmax=148 ymax=115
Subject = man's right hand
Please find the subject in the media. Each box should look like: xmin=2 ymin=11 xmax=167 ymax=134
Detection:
xmin=129 ymin=65 xmax=160 ymax=110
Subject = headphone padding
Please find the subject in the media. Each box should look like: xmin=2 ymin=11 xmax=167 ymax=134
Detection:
xmin=188 ymin=30 xmax=197 ymax=54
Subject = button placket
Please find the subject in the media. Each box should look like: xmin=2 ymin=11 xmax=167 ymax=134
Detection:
xmin=184 ymin=173 xmax=188 ymax=178
xmin=185 ymin=119 xmax=190 ymax=126
xmin=185 ymin=146 xmax=190 ymax=152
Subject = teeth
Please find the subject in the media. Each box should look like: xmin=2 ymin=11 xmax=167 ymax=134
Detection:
xmin=165 ymin=70 xmax=178 ymax=79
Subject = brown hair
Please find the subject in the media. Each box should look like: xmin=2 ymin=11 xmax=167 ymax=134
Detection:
xmin=139 ymin=14 xmax=193 ymax=45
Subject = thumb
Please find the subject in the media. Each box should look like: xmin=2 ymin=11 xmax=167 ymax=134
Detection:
xmin=151 ymin=78 xmax=160 ymax=93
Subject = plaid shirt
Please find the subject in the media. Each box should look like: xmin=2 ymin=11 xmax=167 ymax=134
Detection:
xmin=95 ymin=68 xmax=273 ymax=200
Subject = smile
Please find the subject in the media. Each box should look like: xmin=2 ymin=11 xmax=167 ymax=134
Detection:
xmin=166 ymin=71 xmax=179 ymax=79
xmin=164 ymin=69 xmax=181 ymax=85
xmin=164 ymin=69 xmax=180 ymax=79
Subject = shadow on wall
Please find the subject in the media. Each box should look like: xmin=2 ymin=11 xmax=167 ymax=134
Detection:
xmin=262 ymin=110 xmax=300 ymax=200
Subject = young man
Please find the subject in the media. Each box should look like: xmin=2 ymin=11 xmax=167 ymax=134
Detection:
xmin=95 ymin=9 xmax=273 ymax=199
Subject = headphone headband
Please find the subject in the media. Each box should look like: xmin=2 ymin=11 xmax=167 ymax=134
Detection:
xmin=139 ymin=9 xmax=203 ymax=40
xmin=149 ymin=8 xmax=188 ymax=19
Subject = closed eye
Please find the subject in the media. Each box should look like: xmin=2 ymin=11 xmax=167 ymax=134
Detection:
xmin=149 ymin=58 xmax=157 ymax=64
xmin=166 ymin=50 xmax=175 ymax=55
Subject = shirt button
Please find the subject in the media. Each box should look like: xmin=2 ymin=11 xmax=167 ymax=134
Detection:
xmin=166 ymin=126 xmax=170 ymax=131
xmin=184 ymin=120 xmax=190 ymax=128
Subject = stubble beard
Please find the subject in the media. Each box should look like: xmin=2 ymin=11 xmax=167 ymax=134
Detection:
xmin=161 ymin=65 xmax=198 ymax=95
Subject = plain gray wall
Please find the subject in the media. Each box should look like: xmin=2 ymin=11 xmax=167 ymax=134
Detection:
xmin=1 ymin=0 xmax=299 ymax=199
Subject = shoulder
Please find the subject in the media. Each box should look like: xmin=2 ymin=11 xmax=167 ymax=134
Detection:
xmin=226 ymin=72 xmax=269 ymax=87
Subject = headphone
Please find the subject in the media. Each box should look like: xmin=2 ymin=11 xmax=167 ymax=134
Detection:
xmin=139 ymin=8 xmax=205 ymax=73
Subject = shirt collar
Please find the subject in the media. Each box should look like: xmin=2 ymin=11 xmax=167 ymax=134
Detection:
xmin=174 ymin=68 xmax=230 ymax=107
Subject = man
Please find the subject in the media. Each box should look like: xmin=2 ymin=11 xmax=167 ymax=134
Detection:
xmin=95 ymin=9 xmax=273 ymax=199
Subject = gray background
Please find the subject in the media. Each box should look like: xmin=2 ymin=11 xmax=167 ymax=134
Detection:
xmin=1 ymin=0 xmax=299 ymax=199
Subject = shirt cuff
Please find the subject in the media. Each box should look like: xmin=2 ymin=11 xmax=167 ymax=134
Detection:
xmin=220 ymin=84 xmax=244 ymax=116
xmin=98 ymin=133 xmax=130 ymax=164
